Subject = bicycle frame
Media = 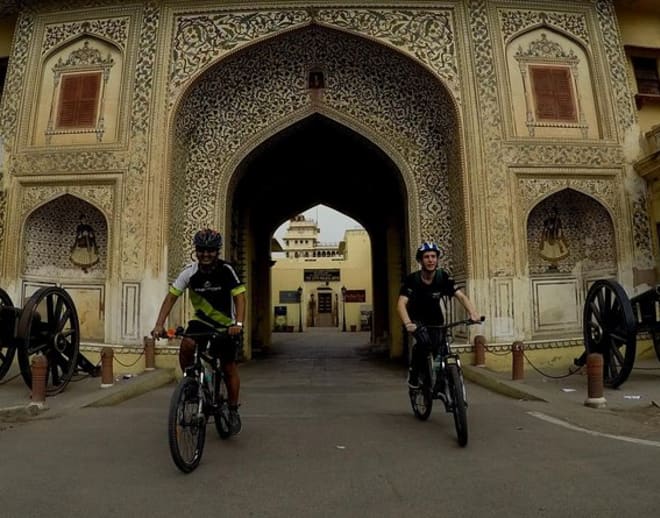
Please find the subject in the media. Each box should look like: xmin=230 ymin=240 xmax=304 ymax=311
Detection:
xmin=409 ymin=317 xmax=484 ymax=447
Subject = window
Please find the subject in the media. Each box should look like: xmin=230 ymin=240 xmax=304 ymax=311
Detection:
xmin=56 ymin=72 xmax=101 ymax=128
xmin=632 ymin=56 xmax=660 ymax=95
xmin=530 ymin=66 xmax=577 ymax=122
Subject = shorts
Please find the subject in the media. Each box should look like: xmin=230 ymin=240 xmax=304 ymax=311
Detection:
xmin=185 ymin=320 xmax=241 ymax=364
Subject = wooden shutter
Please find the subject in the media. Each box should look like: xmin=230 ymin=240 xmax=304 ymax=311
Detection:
xmin=530 ymin=66 xmax=577 ymax=122
xmin=56 ymin=72 xmax=101 ymax=128
xmin=632 ymin=57 xmax=660 ymax=95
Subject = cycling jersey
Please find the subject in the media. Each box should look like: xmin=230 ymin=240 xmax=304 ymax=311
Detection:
xmin=170 ymin=261 xmax=246 ymax=328
xmin=399 ymin=269 xmax=456 ymax=325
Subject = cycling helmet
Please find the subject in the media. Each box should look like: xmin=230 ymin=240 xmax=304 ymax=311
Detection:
xmin=193 ymin=228 xmax=222 ymax=249
xmin=415 ymin=241 xmax=442 ymax=262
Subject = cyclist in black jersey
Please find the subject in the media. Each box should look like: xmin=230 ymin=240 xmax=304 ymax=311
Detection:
xmin=151 ymin=228 xmax=246 ymax=435
xmin=397 ymin=241 xmax=480 ymax=389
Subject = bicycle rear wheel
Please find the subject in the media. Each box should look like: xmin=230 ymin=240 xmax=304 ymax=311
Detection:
xmin=168 ymin=376 xmax=207 ymax=473
xmin=409 ymin=357 xmax=433 ymax=421
xmin=447 ymin=364 xmax=468 ymax=447
xmin=214 ymin=374 xmax=231 ymax=439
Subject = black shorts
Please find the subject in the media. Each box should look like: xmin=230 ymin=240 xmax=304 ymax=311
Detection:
xmin=185 ymin=320 xmax=241 ymax=364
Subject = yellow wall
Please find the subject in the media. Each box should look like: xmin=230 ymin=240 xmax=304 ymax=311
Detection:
xmin=271 ymin=229 xmax=372 ymax=331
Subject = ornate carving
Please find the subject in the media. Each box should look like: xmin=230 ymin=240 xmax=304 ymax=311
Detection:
xmin=515 ymin=32 xmax=578 ymax=62
xmin=122 ymin=3 xmax=161 ymax=277
xmin=42 ymin=17 xmax=129 ymax=54
xmin=11 ymin=151 xmax=128 ymax=175
xmin=20 ymin=184 xmax=114 ymax=217
xmin=168 ymin=9 xmax=309 ymax=102
xmin=499 ymin=8 xmax=589 ymax=44
xmin=317 ymin=8 xmax=460 ymax=100
xmin=170 ymin=25 xmax=460 ymax=277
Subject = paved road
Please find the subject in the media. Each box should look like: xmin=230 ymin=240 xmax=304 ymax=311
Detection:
xmin=2 ymin=330 xmax=659 ymax=517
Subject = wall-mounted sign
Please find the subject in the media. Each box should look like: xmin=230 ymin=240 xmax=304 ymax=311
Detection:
xmin=280 ymin=290 xmax=300 ymax=303
xmin=304 ymin=269 xmax=340 ymax=282
xmin=345 ymin=289 xmax=366 ymax=303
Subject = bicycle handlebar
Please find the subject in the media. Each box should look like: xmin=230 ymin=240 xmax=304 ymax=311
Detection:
xmin=420 ymin=316 xmax=485 ymax=330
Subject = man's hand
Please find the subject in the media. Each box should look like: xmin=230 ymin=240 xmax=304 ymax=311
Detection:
xmin=151 ymin=325 xmax=166 ymax=339
xmin=405 ymin=322 xmax=417 ymax=333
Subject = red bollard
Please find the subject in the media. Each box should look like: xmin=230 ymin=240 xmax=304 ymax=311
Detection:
xmin=101 ymin=347 xmax=114 ymax=388
xmin=30 ymin=354 xmax=48 ymax=405
xmin=473 ymin=335 xmax=486 ymax=367
xmin=144 ymin=336 xmax=155 ymax=371
xmin=584 ymin=353 xmax=607 ymax=408
xmin=512 ymin=341 xmax=524 ymax=380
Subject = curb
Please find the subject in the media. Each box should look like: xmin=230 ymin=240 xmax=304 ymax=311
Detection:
xmin=83 ymin=368 xmax=176 ymax=407
xmin=462 ymin=365 xmax=549 ymax=402
xmin=0 ymin=368 xmax=176 ymax=419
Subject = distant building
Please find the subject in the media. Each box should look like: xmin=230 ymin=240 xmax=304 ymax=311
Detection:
xmin=271 ymin=215 xmax=372 ymax=332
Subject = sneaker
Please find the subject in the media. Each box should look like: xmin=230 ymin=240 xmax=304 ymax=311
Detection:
xmin=407 ymin=370 xmax=419 ymax=389
xmin=229 ymin=408 xmax=242 ymax=435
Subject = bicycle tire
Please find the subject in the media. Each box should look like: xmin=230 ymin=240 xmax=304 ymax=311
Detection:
xmin=214 ymin=373 xmax=231 ymax=439
xmin=447 ymin=364 xmax=468 ymax=447
xmin=409 ymin=357 xmax=433 ymax=421
xmin=168 ymin=376 xmax=207 ymax=473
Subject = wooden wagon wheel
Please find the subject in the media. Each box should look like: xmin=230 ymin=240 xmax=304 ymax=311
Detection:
xmin=0 ymin=288 xmax=18 ymax=381
xmin=583 ymin=279 xmax=636 ymax=388
xmin=16 ymin=287 xmax=80 ymax=395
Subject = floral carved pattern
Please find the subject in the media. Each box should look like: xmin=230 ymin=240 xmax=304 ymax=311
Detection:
xmin=42 ymin=17 xmax=129 ymax=54
xmin=499 ymin=9 xmax=589 ymax=45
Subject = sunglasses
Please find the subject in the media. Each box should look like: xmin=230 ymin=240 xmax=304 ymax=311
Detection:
xmin=195 ymin=247 xmax=218 ymax=253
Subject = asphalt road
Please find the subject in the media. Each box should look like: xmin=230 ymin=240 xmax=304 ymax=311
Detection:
xmin=2 ymin=331 xmax=659 ymax=517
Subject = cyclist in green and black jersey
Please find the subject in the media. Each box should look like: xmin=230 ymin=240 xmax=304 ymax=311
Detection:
xmin=397 ymin=241 xmax=480 ymax=389
xmin=151 ymin=228 xmax=246 ymax=435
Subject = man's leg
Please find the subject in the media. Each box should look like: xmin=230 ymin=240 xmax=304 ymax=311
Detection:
xmin=178 ymin=337 xmax=195 ymax=371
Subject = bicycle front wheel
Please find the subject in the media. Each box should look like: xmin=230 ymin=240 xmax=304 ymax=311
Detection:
xmin=168 ymin=376 xmax=207 ymax=473
xmin=447 ymin=364 xmax=468 ymax=447
xmin=409 ymin=357 xmax=433 ymax=421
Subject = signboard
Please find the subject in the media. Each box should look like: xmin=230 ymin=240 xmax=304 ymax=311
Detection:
xmin=304 ymin=269 xmax=340 ymax=282
xmin=345 ymin=289 xmax=366 ymax=303
xmin=280 ymin=290 xmax=300 ymax=303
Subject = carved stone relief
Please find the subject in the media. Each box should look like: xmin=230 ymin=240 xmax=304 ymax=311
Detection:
xmin=170 ymin=25 xmax=462 ymax=279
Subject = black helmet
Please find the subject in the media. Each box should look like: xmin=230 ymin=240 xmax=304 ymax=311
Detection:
xmin=193 ymin=228 xmax=222 ymax=249
xmin=415 ymin=241 xmax=442 ymax=262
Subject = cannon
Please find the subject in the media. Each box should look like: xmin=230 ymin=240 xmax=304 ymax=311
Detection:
xmin=580 ymin=279 xmax=660 ymax=388
xmin=0 ymin=286 xmax=98 ymax=395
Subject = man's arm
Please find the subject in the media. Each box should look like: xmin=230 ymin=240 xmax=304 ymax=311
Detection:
xmin=454 ymin=289 xmax=481 ymax=322
xmin=229 ymin=291 xmax=246 ymax=336
xmin=397 ymin=294 xmax=417 ymax=333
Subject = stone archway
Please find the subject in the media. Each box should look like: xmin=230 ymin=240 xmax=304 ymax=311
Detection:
xmin=168 ymin=25 xmax=466 ymax=357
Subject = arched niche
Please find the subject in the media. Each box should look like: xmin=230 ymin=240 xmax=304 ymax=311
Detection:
xmin=22 ymin=194 xmax=108 ymax=342
xmin=526 ymin=189 xmax=616 ymax=337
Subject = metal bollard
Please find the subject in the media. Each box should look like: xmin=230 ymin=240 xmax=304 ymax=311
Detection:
xmin=144 ymin=336 xmax=155 ymax=371
xmin=30 ymin=354 xmax=48 ymax=405
xmin=512 ymin=341 xmax=524 ymax=380
xmin=584 ymin=352 xmax=607 ymax=408
xmin=101 ymin=347 xmax=114 ymax=388
xmin=473 ymin=335 xmax=486 ymax=367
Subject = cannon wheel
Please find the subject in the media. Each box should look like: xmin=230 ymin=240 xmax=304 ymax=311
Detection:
xmin=583 ymin=279 xmax=636 ymax=388
xmin=16 ymin=287 xmax=80 ymax=395
xmin=0 ymin=288 xmax=17 ymax=381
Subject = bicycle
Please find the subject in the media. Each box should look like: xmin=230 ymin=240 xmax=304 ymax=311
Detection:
xmin=409 ymin=317 xmax=485 ymax=447
xmin=166 ymin=326 xmax=235 ymax=473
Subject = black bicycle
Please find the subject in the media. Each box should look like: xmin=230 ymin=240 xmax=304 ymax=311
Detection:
xmin=166 ymin=326 xmax=233 ymax=473
xmin=409 ymin=317 xmax=485 ymax=447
